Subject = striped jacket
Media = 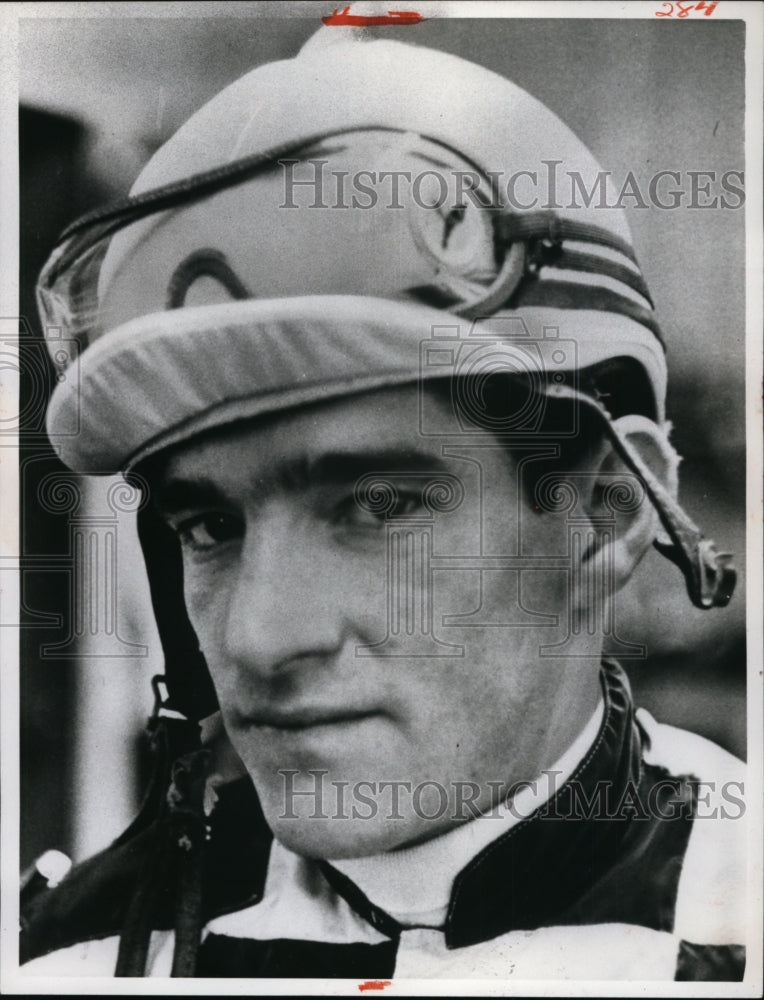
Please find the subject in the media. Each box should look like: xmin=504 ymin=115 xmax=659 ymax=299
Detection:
xmin=20 ymin=662 xmax=747 ymax=981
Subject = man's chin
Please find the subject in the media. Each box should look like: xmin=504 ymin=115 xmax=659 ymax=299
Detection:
xmin=262 ymin=807 xmax=420 ymax=860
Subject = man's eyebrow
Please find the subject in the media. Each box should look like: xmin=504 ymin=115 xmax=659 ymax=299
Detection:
xmin=150 ymin=477 xmax=229 ymax=517
xmin=151 ymin=449 xmax=449 ymax=515
xmin=299 ymin=450 xmax=449 ymax=488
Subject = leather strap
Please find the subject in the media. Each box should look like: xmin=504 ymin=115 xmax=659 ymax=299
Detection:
xmin=496 ymin=210 xmax=640 ymax=268
xmin=548 ymin=384 xmax=735 ymax=609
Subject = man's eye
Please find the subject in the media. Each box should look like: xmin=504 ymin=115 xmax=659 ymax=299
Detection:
xmin=175 ymin=513 xmax=243 ymax=552
xmin=334 ymin=489 xmax=424 ymax=529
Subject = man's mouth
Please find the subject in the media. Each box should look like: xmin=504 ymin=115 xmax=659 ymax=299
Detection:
xmin=232 ymin=708 xmax=380 ymax=732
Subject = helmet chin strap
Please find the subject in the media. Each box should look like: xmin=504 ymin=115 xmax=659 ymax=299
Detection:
xmin=549 ymin=384 xmax=736 ymax=610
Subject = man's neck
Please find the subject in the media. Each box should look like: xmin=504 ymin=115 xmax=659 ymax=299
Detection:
xmin=327 ymin=695 xmax=605 ymax=927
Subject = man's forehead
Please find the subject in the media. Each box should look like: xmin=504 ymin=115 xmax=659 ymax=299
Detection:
xmin=147 ymin=382 xmax=476 ymax=503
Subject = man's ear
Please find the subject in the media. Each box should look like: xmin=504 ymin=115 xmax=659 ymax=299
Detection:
xmin=580 ymin=415 xmax=680 ymax=595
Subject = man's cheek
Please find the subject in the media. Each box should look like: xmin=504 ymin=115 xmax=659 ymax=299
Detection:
xmin=517 ymin=567 xmax=568 ymax=614
xmin=338 ymin=554 xmax=392 ymax=647
xmin=183 ymin=576 xmax=230 ymax=668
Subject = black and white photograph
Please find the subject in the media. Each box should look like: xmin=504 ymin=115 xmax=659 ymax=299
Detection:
xmin=2 ymin=1 xmax=762 ymax=993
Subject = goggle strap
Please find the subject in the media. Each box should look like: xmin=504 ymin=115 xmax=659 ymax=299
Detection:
xmin=42 ymin=129 xmax=648 ymax=315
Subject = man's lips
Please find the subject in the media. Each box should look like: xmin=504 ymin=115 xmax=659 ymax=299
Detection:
xmin=230 ymin=707 xmax=381 ymax=732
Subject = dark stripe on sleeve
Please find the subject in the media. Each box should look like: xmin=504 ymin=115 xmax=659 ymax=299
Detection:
xmin=196 ymin=934 xmax=398 ymax=978
xmin=675 ymin=941 xmax=746 ymax=982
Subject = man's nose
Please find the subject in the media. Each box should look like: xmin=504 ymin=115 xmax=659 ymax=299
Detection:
xmin=222 ymin=517 xmax=347 ymax=677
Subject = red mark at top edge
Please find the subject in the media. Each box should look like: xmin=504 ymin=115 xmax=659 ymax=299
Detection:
xmin=323 ymin=6 xmax=424 ymax=26
xmin=358 ymin=980 xmax=393 ymax=992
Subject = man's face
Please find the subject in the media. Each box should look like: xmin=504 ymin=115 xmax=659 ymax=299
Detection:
xmin=152 ymin=384 xmax=600 ymax=858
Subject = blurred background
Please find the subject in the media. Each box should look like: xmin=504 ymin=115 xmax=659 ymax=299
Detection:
xmin=18 ymin=6 xmax=747 ymax=868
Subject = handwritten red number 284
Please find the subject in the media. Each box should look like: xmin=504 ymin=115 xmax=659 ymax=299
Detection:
xmin=656 ymin=1 xmax=718 ymax=16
